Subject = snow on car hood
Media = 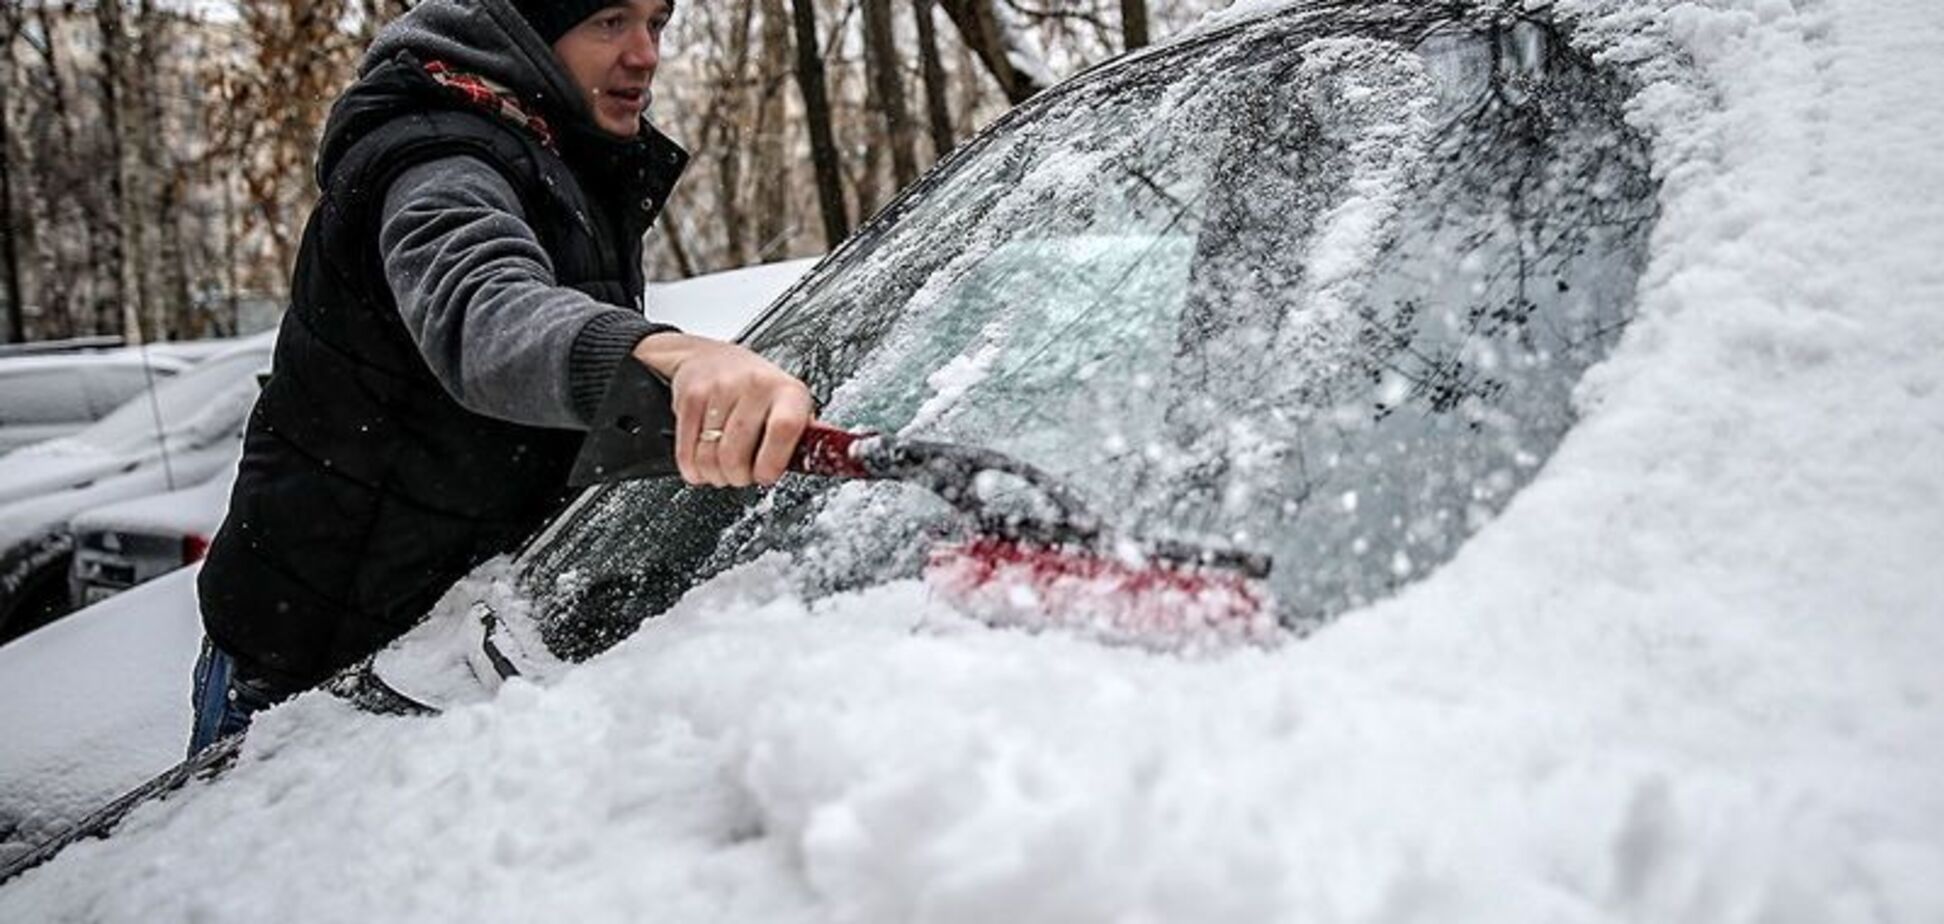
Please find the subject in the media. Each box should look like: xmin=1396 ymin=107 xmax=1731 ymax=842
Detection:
xmin=65 ymin=460 xmax=237 ymax=539
xmin=5 ymin=1 xmax=1942 ymax=920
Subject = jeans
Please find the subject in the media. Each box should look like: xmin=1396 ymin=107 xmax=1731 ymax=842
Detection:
xmin=188 ymin=637 xmax=279 ymax=758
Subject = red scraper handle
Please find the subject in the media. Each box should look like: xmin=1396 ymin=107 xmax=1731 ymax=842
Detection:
xmin=788 ymin=422 xmax=876 ymax=479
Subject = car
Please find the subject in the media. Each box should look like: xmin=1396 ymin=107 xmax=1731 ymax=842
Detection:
xmin=0 ymin=338 xmax=272 ymax=640
xmin=67 ymin=463 xmax=234 ymax=609
xmin=5 ymin=0 xmax=1938 ymax=916
xmin=0 ymin=351 xmax=191 ymax=454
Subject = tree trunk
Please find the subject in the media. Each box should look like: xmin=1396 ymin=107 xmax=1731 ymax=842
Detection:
xmin=711 ymin=0 xmax=756 ymax=268
xmin=0 ymin=6 xmax=24 ymax=342
xmin=911 ymin=0 xmax=954 ymax=162
xmin=33 ymin=1 xmax=92 ymax=337
xmin=788 ymin=0 xmax=849 ymax=250
xmin=1120 ymin=0 xmax=1149 ymax=52
xmin=136 ymin=0 xmax=187 ymax=339
xmin=861 ymin=0 xmax=917 ymax=190
xmin=95 ymin=0 xmax=142 ymax=341
xmin=936 ymin=0 xmax=1049 ymax=105
xmin=752 ymin=0 xmax=792 ymax=260
xmin=658 ymin=211 xmax=698 ymax=280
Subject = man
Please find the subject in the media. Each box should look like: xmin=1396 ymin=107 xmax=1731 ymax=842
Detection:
xmin=191 ymin=0 xmax=811 ymax=753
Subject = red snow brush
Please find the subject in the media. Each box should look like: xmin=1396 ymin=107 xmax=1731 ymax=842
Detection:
xmin=571 ymin=362 xmax=1278 ymax=650
xmin=788 ymin=424 xmax=1279 ymax=650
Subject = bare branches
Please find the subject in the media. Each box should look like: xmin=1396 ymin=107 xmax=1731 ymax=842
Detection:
xmin=1 ymin=0 xmax=1192 ymax=340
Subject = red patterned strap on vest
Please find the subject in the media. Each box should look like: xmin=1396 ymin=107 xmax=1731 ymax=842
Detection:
xmin=422 ymin=59 xmax=558 ymax=153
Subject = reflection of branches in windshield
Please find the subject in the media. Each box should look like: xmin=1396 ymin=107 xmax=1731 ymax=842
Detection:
xmin=971 ymin=200 xmax=1201 ymax=436
xmin=1361 ymin=15 xmax=1654 ymax=423
xmin=1114 ymin=158 xmax=1198 ymax=219
xmin=1442 ymin=17 xmax=1657 ymax=285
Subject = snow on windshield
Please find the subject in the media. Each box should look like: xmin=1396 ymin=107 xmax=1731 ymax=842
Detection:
xmin=527 ymin=9 xmax=1654 ymax=641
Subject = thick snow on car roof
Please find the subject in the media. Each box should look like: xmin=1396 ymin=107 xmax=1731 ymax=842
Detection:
xmin=4 ymin=0 xmax=1941 ymax=920
xmin=647 ymin=257 xmax=819 ymax=341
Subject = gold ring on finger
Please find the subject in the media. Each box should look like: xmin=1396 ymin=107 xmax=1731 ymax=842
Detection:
xmin=699 ymin=428 xmax=725 ymax=444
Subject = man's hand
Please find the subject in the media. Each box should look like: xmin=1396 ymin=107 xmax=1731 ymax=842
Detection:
xmin=631 ymin=332 xmax=813 ymax=487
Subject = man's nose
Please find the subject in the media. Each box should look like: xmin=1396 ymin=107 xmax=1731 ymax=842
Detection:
xmin=620 ymin=26 xmax=659 ymax=70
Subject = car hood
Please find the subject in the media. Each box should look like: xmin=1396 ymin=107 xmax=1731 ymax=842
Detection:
xmin=0 ymin=443 xmax=238 ymax=551
xmin=0 ymin=441 xmax=126 ymax=508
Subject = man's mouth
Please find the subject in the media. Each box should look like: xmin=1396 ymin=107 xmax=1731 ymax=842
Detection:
xmin=604 ymin=87 xmax=648 ymax=107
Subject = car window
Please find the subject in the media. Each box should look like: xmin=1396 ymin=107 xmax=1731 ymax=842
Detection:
xmin=0 ymin=367 xmax=90 ymax=425
xmin=84 ymin=363 xmax=177 ymax=417
xmin=78 ymin=350 xmax=268 ymax=455
xmin=523 ymin=11 xmax=1656 ymax=658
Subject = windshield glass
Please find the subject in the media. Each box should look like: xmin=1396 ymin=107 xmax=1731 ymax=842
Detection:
xmin=523 ymin=10 xmax=1656 ymax=659
xmin=80 ymin=349 xmax=269 ymax=455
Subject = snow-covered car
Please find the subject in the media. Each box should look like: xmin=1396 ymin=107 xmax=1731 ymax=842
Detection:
xmin=6 ymin=0 xmax=1942 ymax=917
xmin=67 ymin=464 xmax=234 ymax=609
xmin=0 ymin=352 xmax=190 ymax=454
xmin=0 ymin=338 xmax=271 ymax=639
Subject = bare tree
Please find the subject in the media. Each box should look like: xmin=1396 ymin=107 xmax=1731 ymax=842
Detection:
xmin=911 ymin=0 xmax=955 ymax=161
xmin=789 ymin=0 xmax=849 ymax=249
xmin=0 ymin=2 xmax=24 ymax=341
xmin=936 ymin=0 xmax=1050 ymax=105
xmin=861 ymin=0 xmax=917 ymax=189
xmin=95 ymin=0 xmax=140 ymax=339
xmin=1121 ymin=0 xmax=1149 ymax=51
xmin=214 ymin=0 xmax=361 ymax=296
xmin=751 ymin=0 xmax=794 ymax=260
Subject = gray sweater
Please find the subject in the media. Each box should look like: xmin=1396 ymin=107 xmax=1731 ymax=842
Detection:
xmin=378 ymin=156 xmax=665 ymax=430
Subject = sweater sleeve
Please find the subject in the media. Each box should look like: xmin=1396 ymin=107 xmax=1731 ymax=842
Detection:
xmin=378 ymin=156 xmax=675 ymax=429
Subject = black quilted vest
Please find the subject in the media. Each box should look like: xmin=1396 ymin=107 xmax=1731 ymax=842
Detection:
xmin=199 ymin=50 xmax=687 ymax=690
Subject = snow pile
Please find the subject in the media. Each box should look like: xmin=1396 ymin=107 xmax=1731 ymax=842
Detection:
xmin=5 ymin=0 xmax=1943 ymax=920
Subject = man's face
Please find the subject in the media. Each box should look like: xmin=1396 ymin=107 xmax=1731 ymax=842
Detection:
xmin=551 ymin=0 xmax=672 ymax=138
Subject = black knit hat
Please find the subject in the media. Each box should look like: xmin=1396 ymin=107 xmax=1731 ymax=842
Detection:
xmin=511 ymin=0 xmax=624 ymax=45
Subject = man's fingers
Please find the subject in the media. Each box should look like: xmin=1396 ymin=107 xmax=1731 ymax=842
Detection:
xmin=719 ymin=397 xmax=766 ymax=487
xmin=699 ymin=395 xmax=740 ymax=487
xmin=753 ymin=387 xmax=814 ymax=485
xmin=652 ymin=337 xmax=814 ymax=489
xmin=672 ymin=375 xmax=710 ymax=485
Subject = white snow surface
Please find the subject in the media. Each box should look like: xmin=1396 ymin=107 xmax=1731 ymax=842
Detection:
xmin=6 ymin=1 xmax=1944 ymax=920
xmin=647 ymin=258 xmax=820 ymax=340
xmin=0 ymin=568 xmax=203 ymax=850
xmin=66 ymin=461 xmax=235 ymax=538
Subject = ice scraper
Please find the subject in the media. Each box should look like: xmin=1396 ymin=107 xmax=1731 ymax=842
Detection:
xmin=571 ymin=360 xmax=1279 ymax=650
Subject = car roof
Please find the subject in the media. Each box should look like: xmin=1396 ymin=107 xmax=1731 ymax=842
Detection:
xmin=0 ymin=351 xmax=191 ymax=377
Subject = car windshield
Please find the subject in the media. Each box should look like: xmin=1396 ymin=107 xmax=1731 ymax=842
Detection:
xmin=523 ymin=9 xmax=1656 ymax=659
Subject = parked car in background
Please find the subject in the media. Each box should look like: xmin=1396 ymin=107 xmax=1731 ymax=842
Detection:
xmin=0 ymin=352 xmax=190 ymax=453
xmin=0 ymin=336 xmax=272 ymax=640
xmin=68 ymin=464 xmax=234 ymax=609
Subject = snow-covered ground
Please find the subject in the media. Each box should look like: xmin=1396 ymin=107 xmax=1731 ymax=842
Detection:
xmin=5 ymin=0 xmax=1942 ymax=920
